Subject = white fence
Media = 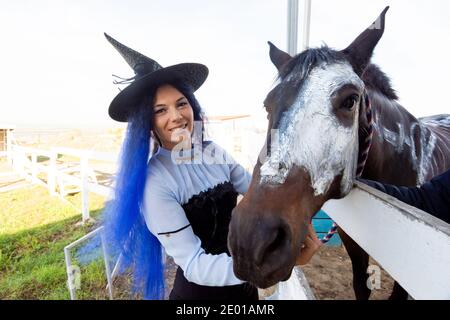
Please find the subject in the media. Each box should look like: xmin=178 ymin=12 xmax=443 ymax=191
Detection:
xmin=9 ymin=144 xmax=118 ymax=222
xmin=322 ymin=181 xmax=450 ymax=300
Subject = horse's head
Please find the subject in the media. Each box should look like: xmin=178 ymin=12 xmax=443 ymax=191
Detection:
xmin=228 ymin=7 xmax=389 ymax=288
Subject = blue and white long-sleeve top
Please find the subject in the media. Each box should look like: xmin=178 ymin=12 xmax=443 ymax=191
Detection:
xmin=142 ymin=141 xmax=251 ymax=286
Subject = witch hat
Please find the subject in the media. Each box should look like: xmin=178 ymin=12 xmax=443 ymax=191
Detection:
xmin=105 ymin=33 xmax=208 ymax=122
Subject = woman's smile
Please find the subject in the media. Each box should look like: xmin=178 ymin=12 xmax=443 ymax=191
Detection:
xmin=169 ymin=123 xmax=188 ymax=132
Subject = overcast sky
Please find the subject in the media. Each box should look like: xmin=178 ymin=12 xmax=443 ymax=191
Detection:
xmin=1 ymin=0 xmax=449 ymax=128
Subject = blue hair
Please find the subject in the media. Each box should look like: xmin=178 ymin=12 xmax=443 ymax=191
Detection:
xmin=101 ymin=99 xmax=163 ymax=299
xmin=99 ymin=80 xmax=204 ymax=299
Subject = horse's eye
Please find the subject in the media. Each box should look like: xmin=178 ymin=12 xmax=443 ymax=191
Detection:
xmin=278 ymin=162 xmax=287 ymax=172
xmin=341 ymin=94 xmax=359 ymax=110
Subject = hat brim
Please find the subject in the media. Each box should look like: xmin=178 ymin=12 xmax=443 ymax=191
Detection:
xmin=109 ymin=63 xmax=208 ymax=122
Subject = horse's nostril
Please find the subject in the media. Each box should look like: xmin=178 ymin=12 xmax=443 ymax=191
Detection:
xmin=266 ymin=226 xmax=287 ymax=255
xmin=254 ymin=223 xmax=290 ymax=267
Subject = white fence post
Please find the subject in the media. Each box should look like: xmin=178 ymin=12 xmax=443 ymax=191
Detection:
xmin=31 ymin=152 xmax=38 ymax=183
xmin=64 ymin=246 xmax=78 ymax=300
xmin=18 ymin=148 xmax=26 ymax=179
xmin=80 ymin=154 xmax=90 ymax=223
xmin=11 ymin=145 xmax=17 ymax=171
xmin=301 ymin=0 xmax=312 ymax=51
xmin=6 ymin=129 xmax=13 ymax=165
xmin=48 ymin=150 xmax=57 ymax=195
xmin=287 ymin=0 xmax=299 ymax=56
xmin=101 ymin=230 xmax=114 ymax=299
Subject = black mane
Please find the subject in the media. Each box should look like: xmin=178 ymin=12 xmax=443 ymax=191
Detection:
xmin=279 ymin=46 xmax=343 ymax=84
xmin=361 ymin=64 xmax=398 ymax=100
xmin=279 ymin=46 xmax=398 ymax=100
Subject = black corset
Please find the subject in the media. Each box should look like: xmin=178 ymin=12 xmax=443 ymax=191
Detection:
xmin=181 ymin=182 xmax=238 ymax=255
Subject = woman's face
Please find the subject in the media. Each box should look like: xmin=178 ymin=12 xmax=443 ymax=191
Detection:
xmin=152 ymin=84 xmax=194 ymax=150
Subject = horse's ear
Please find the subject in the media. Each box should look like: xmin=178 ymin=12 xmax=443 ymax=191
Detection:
xmin=268 ymin=41 xmax=293 ymax=71
xmin=341 ymin=6 xmax=389 ymax=76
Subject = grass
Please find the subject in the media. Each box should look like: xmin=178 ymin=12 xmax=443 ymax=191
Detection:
xmin=0 ymin=184 xmax=130 ymax=300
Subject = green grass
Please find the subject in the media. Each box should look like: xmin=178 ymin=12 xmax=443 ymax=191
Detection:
xmin=0 ymin=185 xmax=130 ymax=300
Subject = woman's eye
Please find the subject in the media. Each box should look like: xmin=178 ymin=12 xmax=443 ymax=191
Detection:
xmin=341 ymin=95 xmax=358 ymax=110
xmin=154 ymin=108 xmax=165 ymax=114
xmin=178 ymin=102 xmax=188 ymax=108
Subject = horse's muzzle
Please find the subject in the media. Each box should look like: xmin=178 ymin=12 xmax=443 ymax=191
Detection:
xmin=228 ymin=208 xmax=296 ymax=288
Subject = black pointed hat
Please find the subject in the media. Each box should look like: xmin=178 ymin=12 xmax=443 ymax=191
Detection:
xmin=104 ymin=33 xmax=208 ymax=122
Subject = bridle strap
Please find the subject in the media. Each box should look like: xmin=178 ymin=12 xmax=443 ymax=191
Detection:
xmin=356 ymin=92 xmax=374 ymax=178
xmin=320 ymin=92 xmax=374 ymax=244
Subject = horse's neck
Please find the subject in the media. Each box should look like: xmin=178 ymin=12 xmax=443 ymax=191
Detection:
xmin=363 ymin=90 xmax=435 ymax=186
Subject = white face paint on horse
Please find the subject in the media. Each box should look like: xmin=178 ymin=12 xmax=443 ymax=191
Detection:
xmin=260 ymin=62 xmax=364 ymax=196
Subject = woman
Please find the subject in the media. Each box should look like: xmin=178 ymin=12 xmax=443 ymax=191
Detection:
xmin=102 ymin=34 xmax=319 ymax=301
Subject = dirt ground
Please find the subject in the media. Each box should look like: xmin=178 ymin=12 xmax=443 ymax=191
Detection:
xmin=300 ymin=245 xmax=395 ymax=300
xmin=164 ymin=245 xmax=395 ymax=300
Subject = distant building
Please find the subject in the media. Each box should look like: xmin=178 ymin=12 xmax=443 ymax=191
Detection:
xmin=204 ymin=114 xmax=268 ymax=172
xmin=0 ymin=124 xmax=15 ymax=161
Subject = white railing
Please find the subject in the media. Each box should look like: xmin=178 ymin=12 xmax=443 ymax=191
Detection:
xmin=64 ymin=226 xmax=171 ymax=300
xmin=322 ymin=181 xmax=450 ymax=300
xmin=64 ymin=226 xmax=113 ymax=300
xmin=9 ymin=144 xmax=118 ymax=223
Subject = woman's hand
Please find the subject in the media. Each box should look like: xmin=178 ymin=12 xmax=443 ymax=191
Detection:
xmin=295 ymin=224 xmax=322 ymax=266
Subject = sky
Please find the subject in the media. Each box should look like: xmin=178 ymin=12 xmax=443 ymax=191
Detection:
xmin=0 ymin=0 xmax=449 ymax=129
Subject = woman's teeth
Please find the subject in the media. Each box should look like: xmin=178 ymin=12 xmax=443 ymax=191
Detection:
xmin=170 ymin=124 xmax=187 ymax=131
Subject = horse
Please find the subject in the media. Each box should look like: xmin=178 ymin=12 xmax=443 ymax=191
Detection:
xmin=227 ymin=6 xmax=450 ymax=300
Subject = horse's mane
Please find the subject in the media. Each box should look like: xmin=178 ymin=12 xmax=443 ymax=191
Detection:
xmin=279 ymin=46 xmax=398 ymax=101
xmin=279 ymin=46 xmax=342 ymax=84
xmin=361 ymin=64 xmax=398 ymax=100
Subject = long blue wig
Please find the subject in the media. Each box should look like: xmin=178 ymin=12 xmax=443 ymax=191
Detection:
xmin=101 ymin=80 xmax=204 ymax=299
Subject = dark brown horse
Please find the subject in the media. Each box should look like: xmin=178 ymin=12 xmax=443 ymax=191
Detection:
xmin=228 ymin=7 xmax=450 ymax=300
